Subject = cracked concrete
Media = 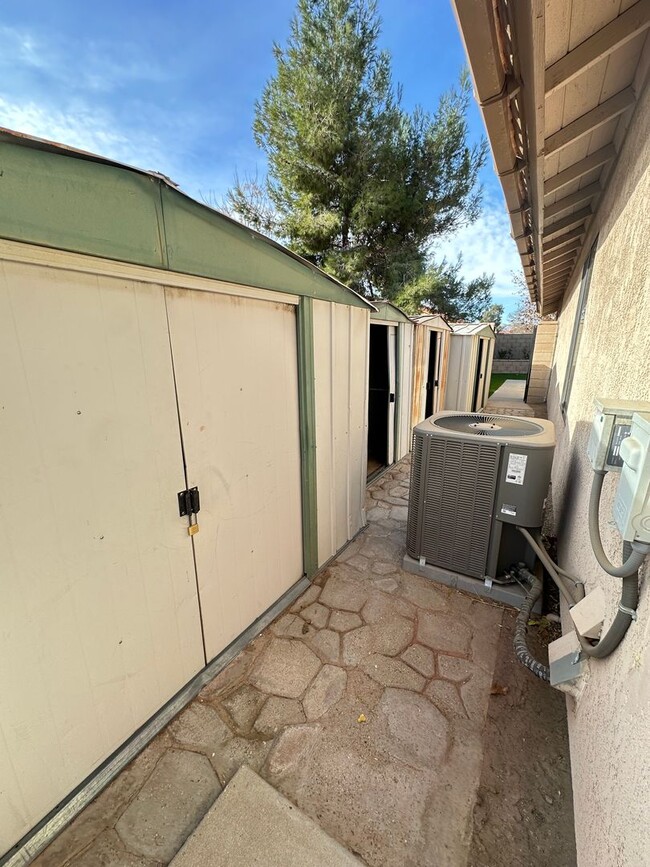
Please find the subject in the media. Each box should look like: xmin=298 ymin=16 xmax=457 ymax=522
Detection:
xmin=33 ymin=456 xmax=571 ymax=867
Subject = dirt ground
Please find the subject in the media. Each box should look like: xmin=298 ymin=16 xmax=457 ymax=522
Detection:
xmin=469 ymin=611 xmax=577 ymax=867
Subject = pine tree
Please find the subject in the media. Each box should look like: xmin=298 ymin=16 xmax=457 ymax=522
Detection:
xmin=230 ymin=0 xmax=488 ymax=301
xmin=481 ymin=303 xmax=504 ymax=332
xmin=392 ymin=256 xmax=494 ymax=321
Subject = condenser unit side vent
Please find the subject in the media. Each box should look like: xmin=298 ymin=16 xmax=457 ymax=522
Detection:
xmin=406 ymin=432 xmax=426 ymax=555
xmin=417 ymin=438 xmax=500 ymax=578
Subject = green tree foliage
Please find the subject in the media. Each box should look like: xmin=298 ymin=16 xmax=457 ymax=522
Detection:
xmin=224 ymin=172 xmax=279 ymax=237
xmin=393 ymin=256 xmax=494 ymax=321
xmin=229 ymin=0 xmax=489 ymax=305
xmin=481 ymin=303 xmax=504 ymax=331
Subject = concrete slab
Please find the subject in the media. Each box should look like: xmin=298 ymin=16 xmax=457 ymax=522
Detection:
xmin=485 ymin=379 xmax=539 ymax=418
xmin=115 ymin=750 xmax=221 ymax=861
xmin=169 ymin=766 xmax=360 ymax=867
xmin=488 ymin=379 xmax=526 ymax=402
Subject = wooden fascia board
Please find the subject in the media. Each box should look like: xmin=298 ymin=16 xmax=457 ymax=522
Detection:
xmin=545 ymin=1 xmax=650 ymax=95
xmin=451 ymin=0 xmax=542 ymax=307
xmin=512 ymin=0 xmax=546 ymax=310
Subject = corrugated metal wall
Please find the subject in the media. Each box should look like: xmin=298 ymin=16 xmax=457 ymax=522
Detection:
xmin=411 ymin=324 xmax=450 ymax=427
xmin=313 ymin=300 xmax=369 ymax=567
xmin=397 ymin=321 xmax=414 ymax=460
xmin=0 ymin=260 xmax=206 ymax=851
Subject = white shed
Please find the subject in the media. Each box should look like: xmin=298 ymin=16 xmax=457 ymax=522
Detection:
xmin=0 ymin=129 xmax=374 ymax=858
xmin=367 ymin=301 xmax=414 ymax=479
xmin=410 ymin=314 xmax=453 ymax=428
xmin=443 ymin=322 xmax=496 ymax=412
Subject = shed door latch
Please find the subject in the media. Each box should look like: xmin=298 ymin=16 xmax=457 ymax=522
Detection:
xmin=178 ymin=487 xmax=200 ymax=536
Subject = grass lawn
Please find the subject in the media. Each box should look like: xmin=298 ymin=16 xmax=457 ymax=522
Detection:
xmin=489 ymin=372 xmax=528 ymax=397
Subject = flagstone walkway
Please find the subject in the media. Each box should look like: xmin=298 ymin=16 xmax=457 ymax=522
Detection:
xmin=34 ymin=456 xmax=568 ymax=867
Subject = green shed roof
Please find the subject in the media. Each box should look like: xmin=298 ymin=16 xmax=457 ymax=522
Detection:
xmin=0 ymin=128 xmax=374 ymax=310
xmin=369 ymin=300 xmax=412 ymax=324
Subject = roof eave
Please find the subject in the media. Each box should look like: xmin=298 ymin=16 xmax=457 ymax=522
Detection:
xmin=451 ymin=0 xmax=545 ymax=310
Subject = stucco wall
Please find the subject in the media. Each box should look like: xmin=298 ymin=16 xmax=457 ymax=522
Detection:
xmin=546 ymin=82 xmax=650 ymax=867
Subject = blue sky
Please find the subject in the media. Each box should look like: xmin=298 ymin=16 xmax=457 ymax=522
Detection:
xmin=0 ymin=0 xmax=523 ymax=315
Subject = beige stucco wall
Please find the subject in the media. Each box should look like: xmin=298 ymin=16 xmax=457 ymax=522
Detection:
xmin=547 ymin=82 xmax=650 ymax=867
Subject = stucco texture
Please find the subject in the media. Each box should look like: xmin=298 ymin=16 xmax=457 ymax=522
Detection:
xmin=547 ymin=82 xmax=650 ymax=867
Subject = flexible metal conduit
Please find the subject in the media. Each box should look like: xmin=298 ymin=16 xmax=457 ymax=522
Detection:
xmin=512 ymin=565 xmax=549 ymax=681
xmin=589 ymin=471 xmax=650 ymax=577
xmin=517 ymin=466 xmax=649 ymax=660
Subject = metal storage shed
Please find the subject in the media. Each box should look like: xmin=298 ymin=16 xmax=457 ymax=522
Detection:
xmin=0 ymin=129 xmax=374 ymax=859
xmin=410 ymin=313 xmax=453 ymax=428
xmin=443 ymin=322 xmax=496 ymax=412
xmin=367 ymin=301 xmax=414 ymax=479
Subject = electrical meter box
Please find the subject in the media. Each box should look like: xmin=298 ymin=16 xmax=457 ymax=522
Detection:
xmin=588 ymin=398 xmax=650 ymax=472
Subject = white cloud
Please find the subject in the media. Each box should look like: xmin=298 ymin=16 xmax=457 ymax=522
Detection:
xmin=0 ymin=23 xmax=234 ymax=200
xmin=0 ymin=25 xmax=171 ymax=93
xmin=433 ymin=196 xmax=524 ymax=301
xmin=0 ymin=96 xmax=168 ymax=170
xmin=0 ymin=95 xmax=237 ymax=202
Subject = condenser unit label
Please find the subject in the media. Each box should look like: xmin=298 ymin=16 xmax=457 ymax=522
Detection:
xmin=506 ymin=453 xmax=527 ymax=485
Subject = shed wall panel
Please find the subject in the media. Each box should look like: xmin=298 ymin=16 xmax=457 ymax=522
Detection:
xmin=0 ymin=261 xmax=204 ymax=852
xmin=411 ymin=324 xmax=450 ymax=427
xmin=397 ymin=322 xmax=414 ymax=459
xmin=313 ymin=301 xmax=369 ymax=566
xmin=164 ymin=288 xmax=304 ymax=662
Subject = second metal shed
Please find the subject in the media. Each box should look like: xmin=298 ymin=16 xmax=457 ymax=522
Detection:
xmin=410 ymin=313 xmax=453 ymax=428
xmin=443 ymin=322 xmax=496 ymax=412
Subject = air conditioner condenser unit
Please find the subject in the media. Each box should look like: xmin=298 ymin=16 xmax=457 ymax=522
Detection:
xmin=403 ymin=411 xmax=556 ymax=606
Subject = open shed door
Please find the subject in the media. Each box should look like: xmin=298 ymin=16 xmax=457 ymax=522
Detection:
xmin=387 ymin=325 xmax=397 ymax=465
xmin=164 ymin=288 xmax=304 ymax=662
xmin=471 ymin=338 xmax=486 ymax=411
xmin=0 ymin=263 xmax=204 ymax=853
xmin=424 ymin=330 xmax=442 ymax=418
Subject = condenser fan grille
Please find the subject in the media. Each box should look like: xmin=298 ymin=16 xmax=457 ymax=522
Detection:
xmin=432 ymin=414 xmax=544 ymax=437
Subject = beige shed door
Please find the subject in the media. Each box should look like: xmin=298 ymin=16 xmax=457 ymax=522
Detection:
xmin=0 ymin=262 xmax=205 ymax=852
xmin=165 ymin=288 xmax=304 ymax=662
